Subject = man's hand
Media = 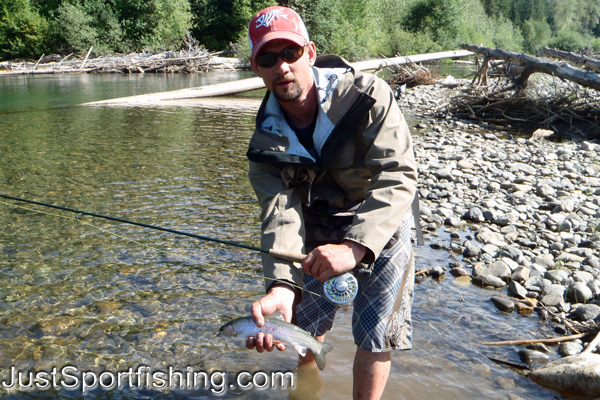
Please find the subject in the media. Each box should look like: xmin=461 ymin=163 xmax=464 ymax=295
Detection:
xmin=302 ymin=240 xmax=367 ymax=283
xmin=246 ymin=284 xmax=295 ymax=353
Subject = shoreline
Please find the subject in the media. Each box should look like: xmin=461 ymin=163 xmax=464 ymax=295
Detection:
xmin=404 ymin=79 xmax=600 ymax=360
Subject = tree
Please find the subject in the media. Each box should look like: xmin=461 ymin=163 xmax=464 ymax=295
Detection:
xmin=0 ymin=0 xmax=48 ymax=58
xmin=191 ymin=0 xmax=276 ymax=51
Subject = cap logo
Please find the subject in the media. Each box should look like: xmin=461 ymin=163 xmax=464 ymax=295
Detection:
xmin=255 ymin=10 xmax=289 ymax=29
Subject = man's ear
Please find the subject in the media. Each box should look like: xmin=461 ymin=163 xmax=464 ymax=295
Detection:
xmin=307 ymin=42 xmax=317 ymax=66
xmin=250 ymin=58 xmax=260 ymax=76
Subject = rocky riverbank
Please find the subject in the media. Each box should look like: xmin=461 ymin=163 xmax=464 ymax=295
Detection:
xmin=402 ymin=79 xmax=600 ymax=368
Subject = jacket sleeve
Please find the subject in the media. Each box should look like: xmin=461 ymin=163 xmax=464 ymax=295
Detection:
xmin=248 ymin=161 xmax=305 ymax=292
xmin=343 ymin=77 xmax=418 ymax=263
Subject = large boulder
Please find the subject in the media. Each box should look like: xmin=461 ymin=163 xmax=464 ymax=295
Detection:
xmin=528 ymin=354 xmax=600 ymax=396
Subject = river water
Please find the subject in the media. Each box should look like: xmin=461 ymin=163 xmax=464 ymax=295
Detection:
xmin=0 ymin=71 xmax=573 ymax=399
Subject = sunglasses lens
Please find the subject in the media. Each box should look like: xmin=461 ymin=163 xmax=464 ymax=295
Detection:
xmin=256 ymin=45 xmax=305 ymax=68
xmin=281 ymin=46 xmax=304 ymax=63
xmin=256 ymin=53 xmax=278 ymax=68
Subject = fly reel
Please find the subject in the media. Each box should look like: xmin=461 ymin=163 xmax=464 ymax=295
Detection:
xmin=323 ymin=272 xmax=359 ymax=305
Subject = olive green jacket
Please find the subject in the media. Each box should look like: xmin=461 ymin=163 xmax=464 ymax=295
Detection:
xmin=247 ymin=55 xmax=417 ymax=291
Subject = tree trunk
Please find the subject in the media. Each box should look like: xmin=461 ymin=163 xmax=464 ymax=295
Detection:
xmin=461 ymin=43 xmax=600 ymax=91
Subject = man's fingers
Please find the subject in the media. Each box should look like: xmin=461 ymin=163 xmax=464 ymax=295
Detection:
xmin=301 ymin=252 xmax=315 ymax=274
xmin=246 ymin=336 xmax=256 ymax=349
xmin=251 ymin=301 xmax=265 ymax=327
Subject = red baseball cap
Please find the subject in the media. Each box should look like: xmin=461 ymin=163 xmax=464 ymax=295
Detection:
xmin=248 ymin=6 xmax=310 ymax=58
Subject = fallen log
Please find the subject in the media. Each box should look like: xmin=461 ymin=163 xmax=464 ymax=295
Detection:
xmin=85 ymin=50 xmax=473 ymax=105
xmin=461 ymin=43 xmax=600 ymax=91
xmin=538 ymin=47 xmax=600 ymax=74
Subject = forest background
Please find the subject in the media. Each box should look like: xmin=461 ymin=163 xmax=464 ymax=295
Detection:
xmin=2 ymin=0 xmax=600 ymax=62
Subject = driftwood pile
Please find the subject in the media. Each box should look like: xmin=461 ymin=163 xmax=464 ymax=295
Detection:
xmin=386 ymin=58 xmax=437 ymax=89
xmin=0 ymin=46 xmax=242 ymax=75
xmin=444 ymin=44 xmax=600 ymax=137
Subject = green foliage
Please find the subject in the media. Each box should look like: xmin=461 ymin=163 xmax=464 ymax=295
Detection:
xmin=3 ymin=0 xmax=600 ymax=60
xmin=53 ymin=0 xmax=192 ymax=54
xmin=521 ymin=18 xmax=552 ymax=53
xmin=548 ymin=29 xmax=590 ymax=52
xmin=0 ymin=0 xmax=49 ymax=59
xmin=54 ymin=1 xmax=123 ymax=54
xmin=191 ymin=0 xmax=276 ymax=51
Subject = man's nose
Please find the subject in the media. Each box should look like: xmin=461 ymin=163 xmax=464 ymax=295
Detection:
xmin=273 ymin=56 xmax=292 ymax=73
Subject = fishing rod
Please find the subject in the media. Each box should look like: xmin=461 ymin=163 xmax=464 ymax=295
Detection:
xmin=0 ymin=193 xmax=362 ymax=305
xmin=0 ymin=193 xmax=305 ymax=263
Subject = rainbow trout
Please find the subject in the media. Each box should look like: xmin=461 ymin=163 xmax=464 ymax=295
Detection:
xmin=219 ymin=312 xmax=333 ymax=371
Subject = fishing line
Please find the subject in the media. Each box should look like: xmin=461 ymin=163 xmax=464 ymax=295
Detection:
xmin=0 ymin=195 xmax=320 ymax=297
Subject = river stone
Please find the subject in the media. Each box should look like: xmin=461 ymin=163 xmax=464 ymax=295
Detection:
xmin=519 ymin=349 xmax=551 ymax=366
xmin=526 ymin=343 xmax=551 ymax=353
xmin=532 ymin=256 xmax=555 ymax=270
xmin=557 ymin=252 xmax=585 ymax=264
xmin=473 ymin=274 xmax=506 ymax=288
xmin=537 ymin=184 xmax=556 ymax=198
xmin=463 ymin=241 xmax=481 ymax=258
xmin=511 ymin=163 xmax=536 ymax=175
xmin=475 ymin=260 xmax=512 ymax=281
xmin=573 ymin=304 xmax=600 ymax=321
xmin=511 ymin=266 xmax=530 ymax=282
xmin=430 ymin=266 xmax=445 ymax=279
xmin=499 ymin=246 xmax=524 ymax=262
xmin=528 ymin=354 xmax=600 ymax=396
xmin=508 ymin=281 xmax=528 ymax=299
xmin=491 ymin=296 xmax=515 ymax=312
xmin=559 ymin=342 xmax=584 ymax=357
xmin=450 ymin=267 xmax=469 ymax=277
xmin=566 ymin=282 xmax=593 ymax=303
xmin=540 ymin=285 xmax=566 ymax=307
xmin=545 ymin=269 xmax=570 ymax=284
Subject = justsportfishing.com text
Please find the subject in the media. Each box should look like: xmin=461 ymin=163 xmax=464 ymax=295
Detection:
xmin=2 ymin=366 xmax=295 ymax=394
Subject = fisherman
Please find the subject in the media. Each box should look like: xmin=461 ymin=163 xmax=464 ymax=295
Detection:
xmin=245 ymin=6 xmax=418 ymax=399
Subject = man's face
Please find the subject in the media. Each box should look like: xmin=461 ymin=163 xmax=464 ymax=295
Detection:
xmin=251 ymin=39 xmax=316 ymax=103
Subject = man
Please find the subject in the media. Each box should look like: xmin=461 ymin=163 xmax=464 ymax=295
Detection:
xmin=244 ymin=6 xmax=418 ymax=400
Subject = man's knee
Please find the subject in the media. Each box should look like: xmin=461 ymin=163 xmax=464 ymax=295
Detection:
xmin=356 ymin=347 xmax=391 ymax=363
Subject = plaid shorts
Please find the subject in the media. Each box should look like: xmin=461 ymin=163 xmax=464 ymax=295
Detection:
xmin=296 ymin=210 xmax=415 ymax=352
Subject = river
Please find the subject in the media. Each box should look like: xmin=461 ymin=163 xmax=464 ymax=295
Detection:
xmin=0 ymin=71 xmax=571 ymax=399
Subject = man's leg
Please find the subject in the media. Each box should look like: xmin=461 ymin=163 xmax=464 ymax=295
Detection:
xmin=353 ymin=348 xmax=391 ymax=400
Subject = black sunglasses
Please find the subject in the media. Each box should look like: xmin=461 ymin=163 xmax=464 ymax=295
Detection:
xmin=255 ymin=45 xmax=306 ymax=68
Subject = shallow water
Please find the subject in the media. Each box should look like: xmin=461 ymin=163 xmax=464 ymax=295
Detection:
xmin=0 ymin=71 xmax=579 ymax=399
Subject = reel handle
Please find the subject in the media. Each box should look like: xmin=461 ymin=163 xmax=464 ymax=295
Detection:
xmin=268 ymin=249 xmax=307 ymax=263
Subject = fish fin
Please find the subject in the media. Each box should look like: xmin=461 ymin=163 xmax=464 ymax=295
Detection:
xmin=314 ymin=342 xmax=334 ymax=371
xmin=293 ymin=345 xmax=308 ymax=357
xmin=270 ymin=311 xmax=285 ymax=321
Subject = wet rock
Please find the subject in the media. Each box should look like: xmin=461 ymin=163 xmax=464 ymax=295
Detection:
xmin=566 ymin=282 xmax=594 ymax=303
xmin=519 ymin=349 xmax=551 ymax=366
xmin=450 ymin=267 xmax=469 ymax=277
xmin=462 ymin=241 xmax=481 ymax=258
xmin=559 ymin=342 xmax=584 ymax=357
xmin=473 ymin=274 xmax=507 ymax=288
xmin=526 ymin=343 xmax=551 ymax=354
xmin=429 ymin=266 xmax=446 ymax=279
xmin=508 ymin=281 xmax=528 ymax=299
xmin=491 ymin=296 xmax=515 ymax=312
xmin=475 ymin=260 xmax=512 ymax=281
xmin=573 ymin=304 xmax=600 ymax=321
xmin=528 ymin=353 xmax=600 ymax=396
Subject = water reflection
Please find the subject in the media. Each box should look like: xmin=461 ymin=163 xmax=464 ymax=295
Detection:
xmin=0 ymin=73 xmax=577 ymax=400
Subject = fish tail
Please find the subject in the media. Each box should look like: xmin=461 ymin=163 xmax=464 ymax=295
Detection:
xmin=314 ymin=343 xmax=334 ymax=371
